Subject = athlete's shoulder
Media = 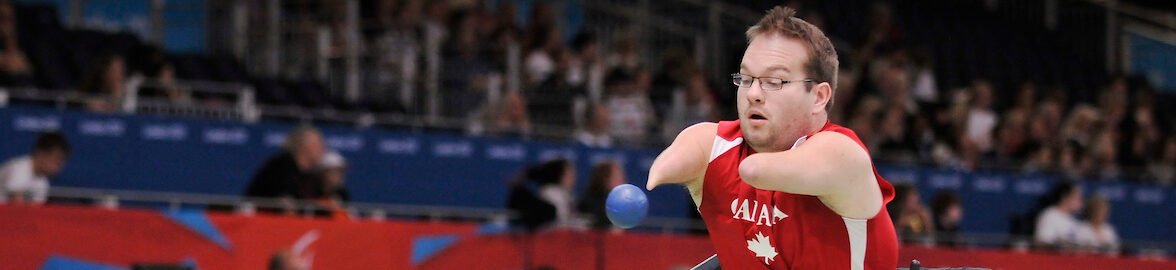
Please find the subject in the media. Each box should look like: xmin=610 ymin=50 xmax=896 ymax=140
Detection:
xmin=818 ymin=122 xmax=868 ymax=151
xmin=715 ymin=120 xmax=741 ymax=141
xmin=676 ymin=122 xmax=720 ymax=143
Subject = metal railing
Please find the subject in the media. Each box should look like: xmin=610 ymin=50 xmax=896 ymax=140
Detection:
xmin=1 ymin=79 xmax=257 ymax=121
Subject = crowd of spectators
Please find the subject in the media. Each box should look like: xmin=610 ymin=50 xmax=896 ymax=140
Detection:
xmin=324 ymin=0 xmax=1176 ymax=185
xmin=891 ymin=181 xmax=1121 ymax=254
xmin=0 ymin=0 xmax=1170 ymax=185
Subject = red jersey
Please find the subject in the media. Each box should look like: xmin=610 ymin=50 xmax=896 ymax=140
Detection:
xmin=699 ymin=120 xmax=898 ymax=270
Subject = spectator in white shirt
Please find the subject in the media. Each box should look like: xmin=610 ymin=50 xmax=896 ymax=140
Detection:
xmin=0 ymin=131 xmax=70 ymax=204
xmin=575 ymin=103 xmax=613 ymax=148
xmin=965 ymin=80 xmax=997 ymax=152
xmin=605 ymin=68 xmax=655 ymax=146
xmin=1034 ymin=182 xmax=1083 ymax=249
xmin=1075 ymin=195 xmax=1119 ymax=253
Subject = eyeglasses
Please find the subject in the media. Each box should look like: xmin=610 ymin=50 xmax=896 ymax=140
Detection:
xmin=731 ymin=73 xmax=814 ymax=91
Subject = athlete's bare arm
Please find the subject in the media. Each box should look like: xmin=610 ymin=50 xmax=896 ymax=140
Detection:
xmin=738 ymin=131 xmax=882 ymax=219
xmin=646 ymin=122 xmax=717 ymax=207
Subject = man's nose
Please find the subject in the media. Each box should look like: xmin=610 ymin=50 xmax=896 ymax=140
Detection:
xmin=746 ymin=81 xmax=765 ymax=104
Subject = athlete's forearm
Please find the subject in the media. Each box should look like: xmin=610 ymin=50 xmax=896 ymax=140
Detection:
xmin=738 ymin=132 xmax=869 ymax=196
xmin=647 ymin=152 xmax=704 ymax=190
xmin=738 ymin=151 xmax=825 ymax=195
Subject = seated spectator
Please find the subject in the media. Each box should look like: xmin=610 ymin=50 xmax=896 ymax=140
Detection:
xmin=473 ymin=91 xmax=531 ymax=137
xmin=507 ymin=159 xmax=584 ymax=230
xmin=661 ymin=74 xmax=718 ymax=142
xmin=605 ymin=68 xmax=655 ymax=146
xmin=965 ymin=80 xmax=997 ymax=153
xmin=1148 ymin=136 xmax=1176 ymax=185
xmin=1034 ymin=181 xmax=1083 ymax=249
xmin=568 ymin=32 xmax=604 ymax=102
xmin=313 ymin=151 xmax=350 ymax=218
xmin=0 ymin=132 xmax=70 ymax=205
xmin=440 ymin=9 xmax=491 ymax=119
xmin=1084 ymin=132 xmax=1120 ymax=179
xmin=1075 ymin=195 xmax=1119 ymax=253
xmin=244 ymin=125 xmax=326 ymax=213
xmin=888 ymin=184 xmax=934 ymax=242
xmin=533 ymin=159 xmax=583 ymax=228
xmin=79 ymin=54 xmax=127 ymax=113
xmin=0 ymin=0 xmax=33 ymax=87
xmin=140 ymin=60 xmax=190 ymax=105
xmin=1021 ymin=141 xmax=1055 ymax=174
xmin=574 ymin=103 xmax=612 ymax=148
xmin=577 ymin=161 xmax=625 ymax=229
xmin=522 ymin=13 xmax=560 ymax=87
xmin=931 ymin=191 xmax=963 ymax=245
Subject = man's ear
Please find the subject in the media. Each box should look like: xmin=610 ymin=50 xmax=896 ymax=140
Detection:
xmin=812 ymin=82 xmax=832 ymax=115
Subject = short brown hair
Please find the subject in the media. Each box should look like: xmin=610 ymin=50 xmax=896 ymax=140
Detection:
xmin=746 ymin=6 xmax=839 ymax=108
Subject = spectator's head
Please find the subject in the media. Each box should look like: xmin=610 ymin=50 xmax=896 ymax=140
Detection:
xmin=530 ymin=159 xmax=575 ymax=190
xmin=634 ymin=67 xmax=651 ymax=92
xmin=878 ymin=107 xmax=906 ymax=140
xmin=1024 ymin=141 xmax=1054 ymax=171
xmin=738 ymin=6 xmax=838 ymax=152
xmin=1090 ymin=132 xmax=1117 ymax=167
xmin=1056 ymin=141 xmax=1084 ymax=172
xmin=931 ymin=191 xmax=963 ymax=229
xmin=969 ymin=79 xmax=993 ymax=110
xmin=423 ymin=0 xmax=449 ymax=22
xmin=391 ymin=0 xmax=423 ymax=27
xmin=1045 ymin=181 xmax=1083 ymax=213
xmin=586 ymin=161 xmax=625 ymax=196
xmin=447 ymin=8 xmax=479 ymax=56
xmin=0 ymin=0 xmax=14 ymax=41
xmin=887 ymin=184 xmax=919 ymax=222
xmin=572 ymin=32 xmax=599 ymax=63
xmin=586 ymin=103 xmax=610 ymax=133
xmin=1162 ymin=135 xmax=1176 ymax=163
xmin=494 ymin=1 xmax=517 ymax=28
xmin=1081 ymin=195 xmax=1111 ymax=225
xmin=1016 ymin=81 xmax=1037 ymax=109
xmin=283 ymin=125 xmax=326 ymax=171
xmin=604 ymin=68 xmax=636 ymax=97
xmin=268 ymin=249 xmax=307 ymax=270
xmin=1062 ymin=104 xmax=1100 ymax=142
xmin=81 ymin=53 xmax=127 ymax=97
xmin=318 ymin=151 xmax=347 ymax=192
xmin=867 ymin=1 xmax=895 ymax=31
xmin=502 ymin=91 xmax=528 ymax=122
xmin=31 ymin=131 xmax=70 ymax=177
xmin=685 ymin=74 xmax=713 ymax=105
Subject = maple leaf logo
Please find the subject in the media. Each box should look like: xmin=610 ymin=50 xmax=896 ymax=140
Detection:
xmin=746 ymin=232 xmax=778 ymax=265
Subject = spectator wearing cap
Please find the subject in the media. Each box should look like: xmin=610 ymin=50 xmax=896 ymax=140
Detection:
xmin=316 ymin=151 xmax=350 ymax=206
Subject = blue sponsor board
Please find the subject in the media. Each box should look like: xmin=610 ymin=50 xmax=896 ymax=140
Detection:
xmin=0 ymin=106 xmax=1172 ymax=241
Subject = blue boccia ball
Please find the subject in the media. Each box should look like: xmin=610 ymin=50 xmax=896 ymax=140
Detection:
xmin=605 ymin=184 xmax=648 ymax=229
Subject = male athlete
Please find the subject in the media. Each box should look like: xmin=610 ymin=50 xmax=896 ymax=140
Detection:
xmin=647 ymin=6 xmax=898 ymax=270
